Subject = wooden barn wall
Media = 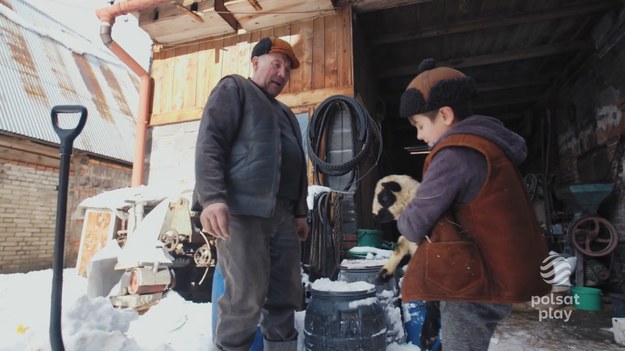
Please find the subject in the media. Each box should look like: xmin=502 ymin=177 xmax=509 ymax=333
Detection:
xmin=149 ymin=7 xmax=353 ymax=126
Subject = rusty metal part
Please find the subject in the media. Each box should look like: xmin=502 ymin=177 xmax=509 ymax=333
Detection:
xmin=569 ymin=215 xmax=619 ymax=257
xmin=194 ymin=245 xmax=214 ymax=267
xmin=160 ymin=228 xmax=181 ymax=252
xmin=128 ymin=267 xmax=173 ymax=295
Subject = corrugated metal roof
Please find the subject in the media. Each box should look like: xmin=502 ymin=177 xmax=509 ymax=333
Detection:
xmin=0 ymin=0 xmax=140 ymax=163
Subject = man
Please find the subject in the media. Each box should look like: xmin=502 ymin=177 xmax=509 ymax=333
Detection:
xmin=396 ymin=58 xmax=550 ymax=350
xmin=194 ymin=37 xmax=309 ymax=351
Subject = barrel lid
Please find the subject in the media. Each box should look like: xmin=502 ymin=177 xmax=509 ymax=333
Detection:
xmin=340 ymin=258 xmax=387 ymax=269
xmin=310 ymin=278 xmax=376 ymax=295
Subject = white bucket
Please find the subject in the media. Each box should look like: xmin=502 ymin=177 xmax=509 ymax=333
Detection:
xmin=613 ymin=317 xmax=625 ymax=346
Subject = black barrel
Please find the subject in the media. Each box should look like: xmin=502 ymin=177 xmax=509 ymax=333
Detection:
xmin=304 ymin=286 xmax=387 ymax=351
xmin=338 ymin=261 xmax=403 ymax=344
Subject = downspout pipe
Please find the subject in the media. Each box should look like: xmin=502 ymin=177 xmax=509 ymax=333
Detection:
xmin=96 ymin=0 xmax=168 ymax=187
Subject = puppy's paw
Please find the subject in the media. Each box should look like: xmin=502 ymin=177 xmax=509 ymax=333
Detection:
xmin=376 ymin=268 xmax=393 ymax=283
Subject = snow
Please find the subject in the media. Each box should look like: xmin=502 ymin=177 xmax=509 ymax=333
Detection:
xmin=0 ymin=268 xmax=421 ymax=351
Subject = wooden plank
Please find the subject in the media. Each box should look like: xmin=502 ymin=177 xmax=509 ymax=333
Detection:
xmin=0 ymin=147 xmax=59 ymax=168
xmin=236 ymin=33 xmax=252 ymax=77
xmin=226 ymin=0 xmax=334 ymax=33
xmin=222 ymin=36 xmax=238 ymax=76
xmin=150 ymin=50 xmax=164 ymax=115
xmin=138 ymin=1 xmax=234 ymax=46
xmin=196 ymin=41 xmax=211 ymax=108
xmin=324 ymin=14 xmax=339 ymax=88
xmin=149 ymin=107 xmax=204 ymax=126
xmin=207 ymin=38 xmax=224 ymax=95
xmin=150 ymin=86 xmax=354 ymax=126
xmin=339 ymin=7 xmax=353 ymax=87
xmin=312 ymin=16 xmax=325 ymax=90
xmin=76 ymin=209 xmax=116 ymax=277
xmin=171 ymin=46 xmax=186 ymax=112
xmin=290 ymin=20 xmax=313 ymax=92
xmin=158 ymin=48 xmax=176 ymax=115
xmin=183 ymin=43 xmax=199 ymax=109
xmin=277 ymin=86 xmax=354 ymax=108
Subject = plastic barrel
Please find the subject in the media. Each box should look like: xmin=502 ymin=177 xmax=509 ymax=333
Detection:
xmin=212 ymin=266 xmax=263 ymax=350
xmin=304 ymin=287 xmax=387 ymax=350
xmin=402 ymin=301 xmax=442 ymax=351
xmin=571 ymin=286 xmax=602 ymax=312
xmin=356 ymin=229 xmax=383 ymax=248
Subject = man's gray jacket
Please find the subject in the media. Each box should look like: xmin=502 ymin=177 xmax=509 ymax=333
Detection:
xmin=194 ymin=74 xmax=308 ymax=218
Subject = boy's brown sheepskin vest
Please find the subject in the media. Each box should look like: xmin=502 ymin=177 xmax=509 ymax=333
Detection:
xmin=401 ymin=134 xmax=551 ymax=303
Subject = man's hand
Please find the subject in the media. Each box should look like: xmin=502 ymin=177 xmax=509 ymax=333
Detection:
xmin=200 ymin=203 xmax=230 ymax=239
xmin=295 ymin=217 xmax=309 ymax=241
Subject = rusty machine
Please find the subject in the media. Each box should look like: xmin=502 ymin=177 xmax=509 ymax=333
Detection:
xmin=106 ymin=194 xmax=217 ymax=311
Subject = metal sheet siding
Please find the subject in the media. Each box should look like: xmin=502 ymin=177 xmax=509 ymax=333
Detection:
xmin=0 ymin=0 xmax=139 ymax=163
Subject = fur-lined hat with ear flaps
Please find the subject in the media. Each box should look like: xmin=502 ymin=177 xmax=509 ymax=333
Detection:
xmin=399 ymin=58 xmax=478 ymax=118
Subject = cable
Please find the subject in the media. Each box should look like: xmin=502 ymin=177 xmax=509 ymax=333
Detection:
xmin=307 ymin=95 xmax=382 ymax=190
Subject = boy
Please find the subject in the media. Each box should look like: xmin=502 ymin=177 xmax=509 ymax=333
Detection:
xmin=396 ymin=58 xmax=550 ymax=350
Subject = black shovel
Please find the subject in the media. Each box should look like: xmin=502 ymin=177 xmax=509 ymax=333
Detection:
xmin=49 ymin=105 xmax=87 ymax=351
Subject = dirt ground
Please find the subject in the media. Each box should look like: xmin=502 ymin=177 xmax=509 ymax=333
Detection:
xmin=489 ymin=301 xmax=624 ymax=350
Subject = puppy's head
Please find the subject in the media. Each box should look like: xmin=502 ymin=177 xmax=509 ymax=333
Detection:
xmin=372 ymin=175 xmax=419 ymax=223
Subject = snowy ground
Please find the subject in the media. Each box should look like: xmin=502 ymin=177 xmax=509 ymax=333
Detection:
xmin=1 ymin=268 xmax=623 ymax=350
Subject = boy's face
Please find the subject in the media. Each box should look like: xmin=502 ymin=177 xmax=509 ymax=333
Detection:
xmin=408 ymin=107 xmax=455 ymax=147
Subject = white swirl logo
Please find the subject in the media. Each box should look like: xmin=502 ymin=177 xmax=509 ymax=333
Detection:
xmin=540 ymin=255 xmax=572 ymax=285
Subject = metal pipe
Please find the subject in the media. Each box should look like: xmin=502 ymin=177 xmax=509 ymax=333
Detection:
xmin=96 ymin=0 xmax=166 ymax=186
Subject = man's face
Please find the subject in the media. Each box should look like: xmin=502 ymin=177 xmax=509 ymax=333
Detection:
xmin=251 ymin=53 xmax=292 ymax=97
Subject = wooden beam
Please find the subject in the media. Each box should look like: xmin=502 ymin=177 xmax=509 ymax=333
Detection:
xmin=350 ymin=0 xmax=431 ymax=13
xmin=381 ymin=76 xmax=554 ymax=101
xmin=0 ymin=134 xmax=59 ymax=158
xmin=380 ymin=42 xmax=591 ymax=78
xmin=371 ymin=1 xmax=619 ymax=45
xmin=247 ymin=0 xmax=262 ymax=11
xmin=215 ymin=0 xmax=240 ymax=31
xmin=149 ymin=87 xmax=355 ymax=126
xmin=473 ymin=93 xmax=545 ymax=110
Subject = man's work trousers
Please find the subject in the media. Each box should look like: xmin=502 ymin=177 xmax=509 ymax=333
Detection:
xmin=214 ymin=198 xmax=302 ymax=351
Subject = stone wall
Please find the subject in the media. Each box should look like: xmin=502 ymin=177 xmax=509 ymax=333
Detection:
xmin=145 ymin=121 xmax=199 ymax=191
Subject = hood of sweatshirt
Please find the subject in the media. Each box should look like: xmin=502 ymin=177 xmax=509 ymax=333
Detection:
xmin=436 ymin=115 xmax=527 ymax=165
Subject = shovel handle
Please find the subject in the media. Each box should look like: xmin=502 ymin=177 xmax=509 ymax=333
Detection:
xmin=51 ymin=105 xmax=87 ymax=154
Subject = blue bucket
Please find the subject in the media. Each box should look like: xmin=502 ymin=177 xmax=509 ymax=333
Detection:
xmin=212 ymin=266 xmax=263 ymax=350
xmin=402 ymin=301 xmax=441 ymax=351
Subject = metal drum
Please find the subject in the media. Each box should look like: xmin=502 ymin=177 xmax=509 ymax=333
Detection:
xmin=304 ymin=281 xmax=387 ymax=351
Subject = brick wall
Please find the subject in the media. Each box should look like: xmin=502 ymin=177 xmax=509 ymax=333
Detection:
xmin=0 ymin=151 xmax=131 ymax=274
xmin=0 ymin=161 xmax=58 ymax=273
xmin=554 ymin=29 xmax=625 ymax=288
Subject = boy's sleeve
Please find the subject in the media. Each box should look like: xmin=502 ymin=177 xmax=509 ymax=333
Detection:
xmin=396 ymin=147 xmax=486 ymax=243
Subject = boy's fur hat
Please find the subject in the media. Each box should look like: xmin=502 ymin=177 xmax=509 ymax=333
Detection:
xmin=399 ymin=58 xmax=477 ymax=118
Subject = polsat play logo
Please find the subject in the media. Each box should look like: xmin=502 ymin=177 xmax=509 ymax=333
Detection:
xmin=540 ymin=254 xmax=572 ymax=285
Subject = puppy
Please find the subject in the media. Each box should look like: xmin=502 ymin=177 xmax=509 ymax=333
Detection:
xmin=372 ymin=175 xmax=442 ymax=350
xmin=371 ymin=175 xmax=419 ymax=282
